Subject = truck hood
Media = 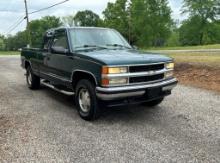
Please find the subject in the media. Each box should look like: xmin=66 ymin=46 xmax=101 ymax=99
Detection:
xmin=78 ymin=49 xmax=172 ymax=65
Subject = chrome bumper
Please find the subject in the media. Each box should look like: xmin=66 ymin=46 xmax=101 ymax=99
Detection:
xmin=96 ymin=78 xmax=178 ymax=100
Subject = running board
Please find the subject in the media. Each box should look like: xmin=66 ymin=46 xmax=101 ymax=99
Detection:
xmin=41 ymin=80 xmax=75 ymax=96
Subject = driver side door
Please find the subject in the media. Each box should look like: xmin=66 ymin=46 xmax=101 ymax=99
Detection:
xmin=46 ymin=30 xmax=73 ymax=84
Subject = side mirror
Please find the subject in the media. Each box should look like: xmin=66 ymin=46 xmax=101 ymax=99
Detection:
xmin=51 ymin=46 xmax=69 ymax=54
xmin=132 ymin=45 xmax=138 ymax=50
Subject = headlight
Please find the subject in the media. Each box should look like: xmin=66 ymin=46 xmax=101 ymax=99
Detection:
xmin=166 ymin=62 xmax=174 ymax=69
xmin=165 ymin=71 xmax=174 ymax=78
xmin=102 ymin=78 xmax=128 ymax=86
xmin=102 ymin=66 xmax=128 ymax=74
xmin=101 ymin=66 xmax=128 ymax=86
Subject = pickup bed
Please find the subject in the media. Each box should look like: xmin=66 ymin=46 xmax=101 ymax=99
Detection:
xmin=21 ymin=27 xmax=177 ymax=121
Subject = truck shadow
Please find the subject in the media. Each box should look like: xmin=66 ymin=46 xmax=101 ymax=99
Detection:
xmin=40 ymin=86 xmax=75 ymax=108
xmin=40 ymin=85 xmax=164 ymax=123
xmin=100 ymin=104 xmax=163 ymax=123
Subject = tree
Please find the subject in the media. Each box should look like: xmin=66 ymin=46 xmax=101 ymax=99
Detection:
xmin=62 ymin=14 xmax=75 ymax=27
xmin=4 ymin=16 xmax=62 ymax=50
xmin=0 ymin=35 xmax=6 ymax=50
xmin=29 ymin=16 xmax=62 ymax=47
xmin=182 ymin=0 xmax=220 ymax=20
xmin=207 ymin=21 xmax=220 ymax=44
xmin=179 ymin=16 xmax=204 ymax=45
xmin=103 ymin=0 xmax=130 ymax=41
xmin=74 ymin=10 xmax=102 ymax=27
xmin=130 ymin=0 xmax=172 ymax=47
xmin=103 ymin=0 xmax=172 ymax=47
xmin=5 ymin=31 xmax=27 ymax=50
xmin=166 ymin=21 xmax=180 ymax=46
xmin=181 ymin=0 xmax=220 ymax=45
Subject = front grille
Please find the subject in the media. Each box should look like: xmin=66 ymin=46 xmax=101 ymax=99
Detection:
xmin=103 ymin=63 xmax=169 ymax=87
xmin=130 ymin=74 xmax=164 ymax=84
xmin=129 ymin=64 xmax=164 ymax=73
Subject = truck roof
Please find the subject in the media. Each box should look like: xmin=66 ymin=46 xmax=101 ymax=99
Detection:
xmin=45 ymin=27 xmax=112 ymax=37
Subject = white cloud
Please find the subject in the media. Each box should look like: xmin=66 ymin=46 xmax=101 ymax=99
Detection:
xmin=168 ymin=0 xmax=187 ymax=21
xmin=0 ymin=0 xmax=184 ymax=35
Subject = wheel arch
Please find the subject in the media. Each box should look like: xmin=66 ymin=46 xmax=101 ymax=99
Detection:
xmin=72 ymin=70 xmax=98 ymax=90
xmin=24 ymin=60 xmax=32 ymax=69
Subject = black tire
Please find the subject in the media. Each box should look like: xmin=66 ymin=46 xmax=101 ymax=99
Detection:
xmin=26 ymin=66 xmax=40 ymax=90
xmin=143 ymin=98 xmax=164 ymax=107
xmin=75 ymin=79 xmax=101 ymax=121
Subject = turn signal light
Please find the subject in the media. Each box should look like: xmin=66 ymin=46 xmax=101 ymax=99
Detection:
xmin=102 ymin=66 xmax=128 ymax=74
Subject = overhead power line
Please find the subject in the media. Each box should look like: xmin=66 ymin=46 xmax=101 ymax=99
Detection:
xmin=4 ymin=0 xmax=70 ymax=36
xmin=29 ymin=0 xmax=70 ymax=15
xmin=6 ymin=16 xmax=25 ymax=35
xmin=7 ymin=15 xmax=25 ymax=31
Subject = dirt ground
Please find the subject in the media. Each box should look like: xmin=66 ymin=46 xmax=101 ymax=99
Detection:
xmin=0 ymin=116 xmax=12 ymax=160
xmin=175 ymin=63 xmax=220 ymax=93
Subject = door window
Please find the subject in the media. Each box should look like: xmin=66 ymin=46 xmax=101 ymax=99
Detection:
xmin=51 ymin=31 xmax=68 ymax=53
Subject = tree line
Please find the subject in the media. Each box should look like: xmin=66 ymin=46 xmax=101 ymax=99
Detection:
xmin=0 ymin=0 xmax=219 ymax=51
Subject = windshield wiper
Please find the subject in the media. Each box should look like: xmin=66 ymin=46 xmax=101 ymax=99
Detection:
xmin=106 ymin=44 xmax=132 ymax=49
xmin=74 ymin=45 xmax=108 ymax=50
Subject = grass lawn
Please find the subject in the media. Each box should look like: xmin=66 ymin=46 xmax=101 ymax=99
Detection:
xmin=145 ymin=47 xmax=220 ymax=67
xmin=146 ymin=44 xmax=220 ymax=50
xmin=0 ymin=51 xmax=20 ymax=55
xmin=144 ymin=44 xmax=220 ymax=67
xmin=160 ymin=52 xmax=220 ymax=67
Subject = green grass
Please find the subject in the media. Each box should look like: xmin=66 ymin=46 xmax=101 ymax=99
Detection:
xmin=146 ymin=44 xmax=220 ymax=50
xmin=0 ymin=51 xmax=20 ymax=55
xmin=154 ymin=51 xmax=220 ymax=67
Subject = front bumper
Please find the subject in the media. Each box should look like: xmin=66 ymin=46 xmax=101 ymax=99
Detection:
xmin=96 ymin=78 xmax=178 ymax=101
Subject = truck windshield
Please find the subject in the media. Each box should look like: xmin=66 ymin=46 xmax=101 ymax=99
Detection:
xmin=69 ymin=28 xmax=132 ymax=50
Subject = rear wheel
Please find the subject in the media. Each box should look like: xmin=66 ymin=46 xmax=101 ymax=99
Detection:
xmin=143 ymin=98 xmax=164 ymax=107
xmin=75 ymin=79 xmax=101 ymax=121
xmin=26 ymin=66 xmax=40 ymax=90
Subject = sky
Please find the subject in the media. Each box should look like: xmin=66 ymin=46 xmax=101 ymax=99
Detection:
xmin=0 ymin=0 xmax=184 ymax=35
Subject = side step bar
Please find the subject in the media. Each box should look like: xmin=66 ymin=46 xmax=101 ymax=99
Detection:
xmin=41 ymin=80 xmax=75 ymax=96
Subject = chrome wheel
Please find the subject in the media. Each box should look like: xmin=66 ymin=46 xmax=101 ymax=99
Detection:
xmin=27 ymin=69 xmax=32 ymax=86
xmin=78 ymin=88 xmax=91 ymax=113
xmin=76 ymin=80 xmax=101 ymax=121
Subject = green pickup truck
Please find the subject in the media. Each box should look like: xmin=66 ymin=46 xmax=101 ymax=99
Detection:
xmin=21 ymin=27 xmax=177 ymax=121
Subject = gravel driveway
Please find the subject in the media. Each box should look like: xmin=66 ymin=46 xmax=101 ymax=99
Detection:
xmin=0 ymin=56 xmax=220 ymax=163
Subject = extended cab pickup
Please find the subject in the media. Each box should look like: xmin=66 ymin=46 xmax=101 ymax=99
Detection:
xmin=21 ymin=27 xmax=178 ymax=121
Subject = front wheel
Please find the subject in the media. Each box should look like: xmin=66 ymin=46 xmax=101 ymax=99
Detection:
xmin=142 ymin=98 xmax=164 ymax=107
xmin=75 ymin=79 xmax=101 ymax=121
xmin=26 ymin=66 xmax=40 ymax=90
